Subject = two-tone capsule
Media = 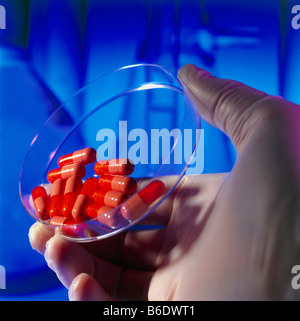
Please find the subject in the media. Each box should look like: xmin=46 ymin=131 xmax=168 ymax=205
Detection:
xmin=92 ymin=189 xmax=128 ymax=208
xmin=72 ymin=177 xmax=100 ymax=220
xmin=121 ymin=180 xmax=165 ymax=221
xmin=85 ymin=204 xmax=124 ymax=228
xmin=98 ymin=174 xmax=137 ymax=195
xmin=50 ymin=216 xmax=87 ymax=238
xmin=61 ymin=176 xmax=82 ymax=217
xmin=97 ymin=206 xmax=124 ymax=228
xmin=50 ymin=216 xmax=82 ymax=226
xmin=94 ymin=159 xmax=134 ymax=176
xmin=31 ymin=186 xmax=50 ymax=220
xmin=58 ymin=147 xmax=97 ymax=167
xmin=49 ymin=179 xmax=65 ymax=218
xmin=47 ymin=164 xmax=86 ymax=184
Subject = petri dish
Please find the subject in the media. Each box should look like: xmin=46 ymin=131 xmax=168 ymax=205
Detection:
xmin=19 ymin=63 xmax=201 ymax=242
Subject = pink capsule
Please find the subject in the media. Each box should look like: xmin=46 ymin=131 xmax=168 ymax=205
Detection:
xmin=97 ymin=206 xmax=124 ymax=228
xmin=121 ymin=180 xmax=165 ymax=221
xmin=58 ymin=147 xmax=97 ymax=167
xmin=94 ymin=159 xmax=134 ymax=176
xmin=85 ymin=204 xmax=123 ymax=228
xmin=31 ymin=186 xmax=49 ymax=220
xmin=49 ymin=179 xmax=65 ymax=218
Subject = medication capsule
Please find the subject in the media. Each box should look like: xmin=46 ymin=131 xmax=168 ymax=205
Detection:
xmin=49 ymin=179 xmax=65 ymax=218
xmin=61 ymin=176 xmax=82 ymax=217
xmin=58 ymin=147 xmax=97 ymax=167
xmin=98 ymin=174 xmax=137 ymax=195
xmin=50 ymin=216 xmax=80 ymax=226
xmin=85 ymin=203 xmax=100 ymax=219
xmin=50 ymin=216 xmax=86 ymax=238
xmin=92 ymin=189 xmax=128 ymax=208
xmin=85 ymin=204 xmax=123 ymax=228
xmin=94 ymin=159 xmax=134 ymax=176
xmin=97 ymin=206 xmax=124 ymax=228
xmin=31 ymin=186 xmax=49 ymax=220
xmin=120 ymin=180 xmax=165 ymax=221
xmin=72 ymin=177 xmax=100 ymax=220
xmin=47 ymin=164 xmax=86 ymax=184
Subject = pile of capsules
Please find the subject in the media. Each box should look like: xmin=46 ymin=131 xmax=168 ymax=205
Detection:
xmin=31 ymin=147 xmax=165 ymax=234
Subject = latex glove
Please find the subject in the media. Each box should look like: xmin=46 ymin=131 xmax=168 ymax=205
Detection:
xmin=29 ymin=64 xmax=300 ymax=300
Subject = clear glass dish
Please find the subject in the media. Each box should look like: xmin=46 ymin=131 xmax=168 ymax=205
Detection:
xmin=19 ymin=63 xmax=201 ymax=242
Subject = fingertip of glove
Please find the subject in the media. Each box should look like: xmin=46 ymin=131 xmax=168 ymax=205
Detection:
xmin=177 ymin=64 xmax=212 ymax=84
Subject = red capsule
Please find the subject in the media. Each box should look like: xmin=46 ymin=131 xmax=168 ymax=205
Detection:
xmin=58 ymin=147 xmax=97 ymax=167
xmin=72 ymin=177 xmax=100 ymax=220
xmin=139 ymin=180 xmax=165 ymax=205
xmin=81 ymin=177 xmax=100 ymax=196
xmin=31 ymin=186 xmax=49 ymax=220
xmin=49 ymin=179 xmax=65 ymax=218
xmin=94 ymin=159 xmax=134 ymax=176
xmin=61 ymin=176 xmax=82 ymax=217
xmin=85 ymin=203 xmax=100 ymax=219
xmin=47 ymin=164 xmax=86 ymax=184
xmin=92 ymin=189 xmax=128 ymax=208
xmin=98 ymin=174 xmax=137 ymax=195
xmin=120 ymin=180 xmax=165 ymax=221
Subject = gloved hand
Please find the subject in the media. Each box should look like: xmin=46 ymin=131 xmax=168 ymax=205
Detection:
xmin=29 ymin=64 xmax=300 ymax=300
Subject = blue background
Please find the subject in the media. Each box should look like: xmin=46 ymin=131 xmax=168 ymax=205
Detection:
xmin=0 ymin=0 xmax=299 ymax=300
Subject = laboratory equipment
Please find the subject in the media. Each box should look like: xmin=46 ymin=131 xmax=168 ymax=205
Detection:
xmin=19 ymin=64 xmax=201 ymax=242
